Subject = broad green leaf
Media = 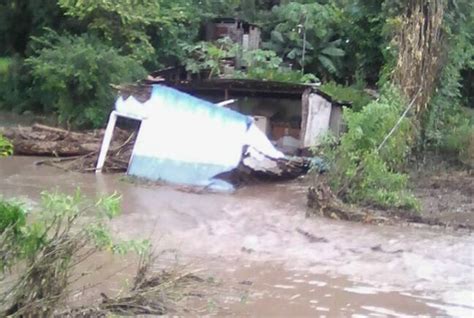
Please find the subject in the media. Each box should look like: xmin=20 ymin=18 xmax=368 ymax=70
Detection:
xmin=321 ymin=47 xmax=345 ymax=57
xmin=318 ymin=55 xmax=338 ymax=74
xmin=271 ymin=30 xmax=284 ymax=43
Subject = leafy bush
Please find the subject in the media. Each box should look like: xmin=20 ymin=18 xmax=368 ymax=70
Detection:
xmin=182 ymin=42 xmax=320 ymax=84
xmin=58 ymin=0 xmax=163 ymax=62
xmin=182 ymin=37 xmax=238 ymax=78
xmin=320 ymin=82 xmax=373 ymax=111
xmin=240 ymin=49 xmax=319 ymax=83
xmin=0 ymin=134 xmax=13 ymax=157
xmin=320 ymin=85 xmax=419 ymax=210
xmin=241 ymin=49 xmax=283 ymax=78
xmin=429 ymin=109 xmax=474 ymax=167
xmin=26 ymin=31 xmax=146 ymax=128
xmin=0 ymin=200 xmax=26 ymax=274
xmin=0 ymin=190 xmax=149 ymax=316
xmin=444 ymin=120 xmax=474 ymax=167
xmin=0 ymin=200 xmax=25 ymax=235
xmin=235 ymin=49 xmax=319 ymax=84
xmin=0 ymin=58 xmax=10 ymax=74
xmin=0 ymin=57 xmax=38 ymax=113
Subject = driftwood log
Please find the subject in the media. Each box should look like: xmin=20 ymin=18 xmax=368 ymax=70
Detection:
xmin=1 ymin=124 xmax=135 ymax=172
xmin=1 ymin=124 xmax=129 ymax=157
xmin=307 ymin=176 xmax=387 ymax=223
xmin=1 ymin=123 xmax=132 ymax=157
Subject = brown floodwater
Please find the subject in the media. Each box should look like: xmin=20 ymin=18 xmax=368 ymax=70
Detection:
xmin=1 ymin=156 xmax=473 ymax=317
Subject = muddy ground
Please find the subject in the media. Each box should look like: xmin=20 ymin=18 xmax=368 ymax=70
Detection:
xmin=1 ymin=156 xmax=473 ymax=317
xmin=411 ymin=162 xmax=473 ymax=229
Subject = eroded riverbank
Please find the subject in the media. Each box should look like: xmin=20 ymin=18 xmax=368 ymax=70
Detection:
xmin=1 ymin=156 xmax=473 ymax=316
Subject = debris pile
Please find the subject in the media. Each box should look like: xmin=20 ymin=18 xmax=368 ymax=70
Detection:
xmin=307 ymin=175 xmax=387 ymax=223
xmin=60 ymin=255 xmax=210 ymax=317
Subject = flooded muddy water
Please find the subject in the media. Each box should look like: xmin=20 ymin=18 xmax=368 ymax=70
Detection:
xmin=1 ymin=156 xmax=473 ymax=317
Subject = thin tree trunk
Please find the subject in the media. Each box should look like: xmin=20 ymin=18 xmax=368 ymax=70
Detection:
xmin=392 ymin=0 xmax=446 ymax=118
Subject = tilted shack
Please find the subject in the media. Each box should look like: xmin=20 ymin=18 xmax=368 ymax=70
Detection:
xmin=96 ymin=84 xmax=312 ymax=191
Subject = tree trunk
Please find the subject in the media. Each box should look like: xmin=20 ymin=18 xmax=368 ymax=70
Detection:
xmin=392 ymin=0 xmax=446 ymax=118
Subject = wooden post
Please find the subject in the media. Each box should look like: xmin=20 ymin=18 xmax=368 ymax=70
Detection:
xmin=300 ymin=88 xmax=311 ymax=145
xmin=96 ymin=111 xmax=118 ymax=173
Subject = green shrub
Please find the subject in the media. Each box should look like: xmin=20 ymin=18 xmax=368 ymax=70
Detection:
xmin=0 ymin=200 xmax=26 ymax=274
xmin=0 ymin=190 xmax=149 ymax=316
xmin=182 ymin=37 xmax=238 ymax=78
xmin=432 ymin=110 xmax=474 ymax=167
xmin=26 ymin=31 xmax=146 ymax=128
xmin=236 ymin=49 xmax=320 ymax=84
xmin=0 ymin=134 xmax=13 ymax=157
xmin=320 ymin=85 xmax=419 ymax=210
xmin=0 ymin=57 xmax=10 ymax=75
xmin=182 ymin=43 xmax=320 ymax=84
xmin=0 ymin=57 xmax=37 ymax=113
xmin=319 ymin=82 xmax=373 ymax=111
xmin=0 ymin=200 xmax=25 ymax=234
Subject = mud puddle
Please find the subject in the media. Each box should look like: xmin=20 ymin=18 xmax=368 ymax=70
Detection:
xmin=1 ymin=156 xmax=473 ymax=317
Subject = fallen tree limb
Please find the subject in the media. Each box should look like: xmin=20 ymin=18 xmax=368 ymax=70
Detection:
xmin=1 ymin=124 xmax=131 ymax=157
xmin=307 ymin=175 xmax=388 ymax=224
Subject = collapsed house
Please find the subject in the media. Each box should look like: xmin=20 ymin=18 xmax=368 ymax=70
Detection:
xmin=155 ymin=78 xmax=351 ymax=155
xmin=97 ymin=84 xmax=311 ymax=191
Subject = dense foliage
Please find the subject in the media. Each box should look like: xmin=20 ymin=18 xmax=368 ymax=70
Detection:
xmin=1 ymin=0 xmax=470 ymax=126
xmin=26 ymin=31 xmax=146 ymax=128
xmin=263 ymin=2 xmax=344 ymax=78
xmin=237 ymin=49 xmax=319 ymax=83
xmin=0 ymin=0 xmax=238 ymax=127
xmin=424 ymin=0 xmax=474 ymax=166
xmin=320 ymin=85 xmax=418 ymax=210
xmin=182 ymin=37 xmax=238 ymax=79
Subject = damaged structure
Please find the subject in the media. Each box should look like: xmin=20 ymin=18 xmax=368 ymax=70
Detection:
xmin=96 ymin=84 xmax=311 ymax=191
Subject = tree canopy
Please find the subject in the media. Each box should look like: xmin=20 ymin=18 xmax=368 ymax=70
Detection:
xmin=0 ymin=0 xmax=472 ymax=127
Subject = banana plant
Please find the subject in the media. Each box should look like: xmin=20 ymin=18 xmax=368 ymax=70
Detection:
xmin=263 ymin=2 xmax=345 ymax=79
